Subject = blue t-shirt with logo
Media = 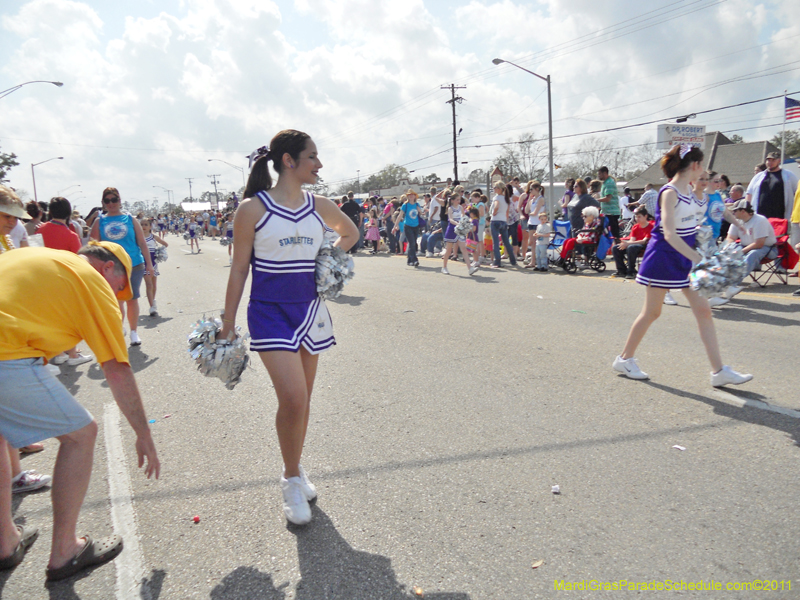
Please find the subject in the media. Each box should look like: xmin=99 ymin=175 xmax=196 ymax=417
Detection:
xmin=704 ymin=192 xmax=725 ymax=239
xmin=401 ymin=202 xmax=420 ymax=227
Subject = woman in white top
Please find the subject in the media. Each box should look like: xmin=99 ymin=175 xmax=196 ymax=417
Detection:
xmin=489 ymin=182 xmax=517 ymax=268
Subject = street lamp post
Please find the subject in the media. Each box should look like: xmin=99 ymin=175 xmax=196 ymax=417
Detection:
xmin=153 ymin=186 xmax=174 ymax=210
xmin=207 ymin=159 xmax=245 ymax=188
xmin=58 ymin=184 xmax=81 ymax=195
xmin=31 ymin=157 xmax=64 ymax=203
xmin=492 ymin=58 xmax=555 ymax=221
xmin=0 ymin=80 xmax=63 ymax=100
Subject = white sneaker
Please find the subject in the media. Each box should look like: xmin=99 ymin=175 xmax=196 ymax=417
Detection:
xmin=298 ymin=465 xmax=317 ymax=502
xmin=711 ymin=366 xmax=753 ymax=387
xmin=51 ymin=353 xmax=69 ymax=365
xmin=441 ymin=267 xmax=450 ymax=275
xmin=426 ymin=252 xmax=434 ymax=258
xmin=66 ymin=353 xmax=93 ymax=366
xmin=708 ymin=296 xmax=730 ymax=308
xmin=663 ymin=292 xmax=677 ymax=305
xmin=149 ymin=302 xmax=158 ymax=317
xmin=726 ymin=285 xmax=743 ymax=298
xmin=11 ymin=470 xmax=52 ymax=494
xmin=468 ymin=265 xmax=479 ymax=276
xmin=45 ymin=363 xmax=61 ymax=376
xmin=280 ymin=476 xmax=312 ymax=525
xmin=612 ymin=355 xmax=649 ymax=380
xmin=130 ymin=330 xmax=142 ymax=346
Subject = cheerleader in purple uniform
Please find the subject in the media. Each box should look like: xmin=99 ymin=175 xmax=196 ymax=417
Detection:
xmin=613 ymin=144 xmax=751 ymax=387
xmin=219 ymin=130 xmax=358 ymax=525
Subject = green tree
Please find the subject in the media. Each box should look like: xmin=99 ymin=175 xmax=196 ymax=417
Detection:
xmin=729 ymin=134 xmax=745 ymax=144
xmin=769 ymin=130 xmax=800 ymax=158
xmin=361 ymin=164 xmax=410 ymax=193
xmin=491 ymin=133 xmax=547 ymax=182
xmin=0 ymin=146 xmax=20 ymax=183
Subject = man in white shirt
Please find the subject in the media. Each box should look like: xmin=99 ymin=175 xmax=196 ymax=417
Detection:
xmin=639 ymin=184 xmax=658 ymax=219
xmin=709 ymin=199 xmax=777 ymax=307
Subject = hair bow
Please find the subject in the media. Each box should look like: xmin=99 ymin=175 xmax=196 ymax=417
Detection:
xmin=679 ymin=143 xmax=693 ymax=159
xmin=247 ymin=146 xmax=270 ymax=170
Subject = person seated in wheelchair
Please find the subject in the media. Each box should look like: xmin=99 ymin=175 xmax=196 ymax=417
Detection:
xmin=573 ymin=206 xmax=602 ymax=265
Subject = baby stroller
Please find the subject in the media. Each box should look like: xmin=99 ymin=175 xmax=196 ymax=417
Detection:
xmin=561 ymin=218 xmax=606 ymax=273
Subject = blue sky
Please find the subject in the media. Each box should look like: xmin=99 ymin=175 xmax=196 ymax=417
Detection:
xmin=1 ymin=0 xmax=798 ymax=213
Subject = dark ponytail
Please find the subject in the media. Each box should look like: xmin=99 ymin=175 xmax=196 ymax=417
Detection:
xmin=243 ymin=129 xmax=312 ymax=198
xmin=504 ymin=184 xmax=513 ymax=203
xmin=661 ymin=145 xmax=704 ymax=179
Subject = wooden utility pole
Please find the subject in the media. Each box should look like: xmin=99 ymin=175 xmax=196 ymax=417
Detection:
xmin=442 ymin=84 xmax=466 ymax=182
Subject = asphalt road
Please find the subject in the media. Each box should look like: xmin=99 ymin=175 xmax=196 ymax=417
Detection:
xmin=3 ymin=237 xmax=799 ymax=600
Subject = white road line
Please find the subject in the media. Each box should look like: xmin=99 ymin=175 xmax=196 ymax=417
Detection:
xmin=103 ymin=403 xmax=150 ymax=600
xmin=711 ymin=389 xmax=800 ymax=419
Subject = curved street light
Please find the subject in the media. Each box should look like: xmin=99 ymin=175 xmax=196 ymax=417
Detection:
xmin=492 ymin=57 xmax=555 ymax=221
xmin=208 ymin=158 xmax=245 ymax=187
xmin=31 ymin=156 xmax=64 ymax=203
xmin=153 ymin=185 xmax=174 ymax=209
xmin=58 ymin=183 xmax=81 ymax=195
xmin=0 ymin=80 xmax=64 ymax=100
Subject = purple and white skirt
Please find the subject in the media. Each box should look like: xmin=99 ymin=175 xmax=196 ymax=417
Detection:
xmin=248 ymin=297 xmax=335 ymax=354
xmin=636 ymin=233 xmax=694 ymax=289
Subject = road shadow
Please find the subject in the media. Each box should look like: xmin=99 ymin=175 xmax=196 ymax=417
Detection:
xmin=292 ymin=506 xmax=469 ymax=600
xmin=210 ymin=566 xmax=286 ymax=600
xmin=709 ymin=297 xmax=800 ymax=327
xmin=141 ymin=568 xmax=167 ymax=599
xmin=643 ymin=381 xmax=800 ymax=448
xmin=329 ymin=295 xmax=366 ymax=307
xmin=139 ymin=315 xmax=173 ymax=330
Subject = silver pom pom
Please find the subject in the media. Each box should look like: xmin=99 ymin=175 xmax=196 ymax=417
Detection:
xmin=219 ymin=236 xmax=232 ymax=247
xmin=183 ymin=231 xmax=190 ymax=240
xmin=187 ymin=317 xmax=250 ymax=390
xmin=690 ymin=243 xmax=749 ymax=299
xmin=454 ymin=215 xmax=473 ymax=237
xmin=315 ymin=238 xmax=355 ymax=300
xmin=155 ymin=246 xmax=168 ymax=263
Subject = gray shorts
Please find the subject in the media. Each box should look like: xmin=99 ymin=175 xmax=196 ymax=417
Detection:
xmin=130 ymin=264 xmax=145 ymax=300
xmin=0 ymin=358 xmax=94 ymax=448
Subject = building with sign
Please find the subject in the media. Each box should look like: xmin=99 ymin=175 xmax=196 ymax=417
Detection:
xmin=626 ymin=131 xmax=781 ymax=194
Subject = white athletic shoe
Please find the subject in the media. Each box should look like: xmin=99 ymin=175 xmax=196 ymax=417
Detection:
xmin=468 ymin=265 xmax=479 ymax=276
xmin=44 ymin=363 xmax=61 ymax=376
xmin=708 ymin=296 xmax=730 ymax=308
xmin=51 ymin=353 xmax=69 ymax=365
xmin=66 ymin=353 xmax=93 ymax=366
xmin=426 ymin=252 xmax=434 ymax=258
xmin=711 ymin=366 xmax=753 ymax=387
xmin=612 ymin=355 xmax=649 ymax=380
xmin=726 ymin=285 xmax=743 ymax=298
xmin=298 ymin=465 xmax=317 ymax=502
xmin=441 ymin=267 xmax=450 ymax=275
xmin=280 ymin=476 xmax=312 ymax=525
xmin=663 ymin=292 xmax=677 ymax=305
xmin=130 ymin=330 xmax=142 ymax=346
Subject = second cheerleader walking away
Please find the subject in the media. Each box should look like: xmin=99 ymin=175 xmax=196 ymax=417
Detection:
xmin=612 ymin=144 xmax=752 ymax=387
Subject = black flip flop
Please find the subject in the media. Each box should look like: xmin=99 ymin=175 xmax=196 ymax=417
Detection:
xmin=0 ymin=525 xmax=39 ymax=570
xmin=46 ymin=534 xmax=123 ymax=581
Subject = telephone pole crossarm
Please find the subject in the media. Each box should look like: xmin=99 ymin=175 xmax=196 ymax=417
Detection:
xmin=442 ymin=84 xmax=466 ymax=182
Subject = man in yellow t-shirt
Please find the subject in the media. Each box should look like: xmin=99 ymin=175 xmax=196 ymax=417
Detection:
xmin=0 ymin=242 xmax=160 ymax=581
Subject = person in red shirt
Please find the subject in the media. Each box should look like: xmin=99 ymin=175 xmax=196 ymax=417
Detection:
xmin=610 ymin=206 xmax=653 ymax=279
xmin=37 ymin=197 xmax=81 ymax=254
xmin=38 ymin=197 xmax=93 ymax=367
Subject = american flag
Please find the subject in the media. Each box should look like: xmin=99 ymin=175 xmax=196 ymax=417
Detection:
xmin=787 ymin=96 xmax=800 ymax=121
